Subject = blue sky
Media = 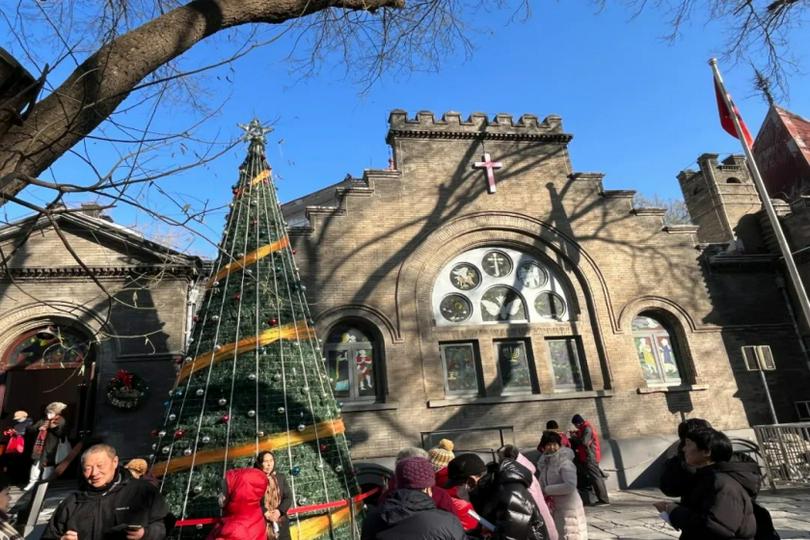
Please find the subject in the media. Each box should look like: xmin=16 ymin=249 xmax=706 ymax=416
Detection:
xmin=6 ymin=2 xmax=810 ymax=257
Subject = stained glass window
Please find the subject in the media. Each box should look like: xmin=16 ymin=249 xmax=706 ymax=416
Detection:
xmin=440 ymin=294 xmax=473 ymax=323
xmin=5 ymin=326 xmax=91 ymax=370
xmin=324 ymin=323 xmax=378 ymax=400
xmin=547 ymin=338 xmax=585 ymax=391
xmin=440 ymin=343 xmax=480 ymax=395
xmin=480 ymin=286 xmax=527 ymax=322
xmin=632 ymin=314 xmax=682 ymax=385
xmin=496 ymin=341 xmax=534 ymax=394
xmin=432 ymin=247 xmax=572 ymax=326
xmin=535 ymin=292 xmax=566 ymax=320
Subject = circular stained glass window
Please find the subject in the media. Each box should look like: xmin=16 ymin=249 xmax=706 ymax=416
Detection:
xmin=450 ymin=263 xmax=481 ymax=291
xmin=534 ymin=292 xmax=566 ymax=319
xmin=480 ymin=286 xmax=527 ymax=322
xmin=481 ymin=250 xmax=513 ymax=278
xmin=517 ymin=261 xmax=548 ymax=289
xmin=439 ymin=294 xmax=473 ymax=323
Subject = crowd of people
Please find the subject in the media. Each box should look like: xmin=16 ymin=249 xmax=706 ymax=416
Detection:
xmin=364 ymin=414 xmax=607 ymax=540
xmin=0 ymin=410 xmax=777 ymax=540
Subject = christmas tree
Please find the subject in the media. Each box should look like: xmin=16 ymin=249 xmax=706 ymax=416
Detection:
xmin=150 ymin=120 xmax=360 ymax=539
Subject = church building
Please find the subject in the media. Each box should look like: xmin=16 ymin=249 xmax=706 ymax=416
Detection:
xmin=283 ymin=110 xmax=810 ymax=483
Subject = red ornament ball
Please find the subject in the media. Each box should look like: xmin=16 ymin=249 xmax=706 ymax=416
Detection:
xmin=151 ymin=429 xmax=159 ymax=437
xmin=174 ymin=429 xmax=185 ymax=439
xmin=233 ymin=293 xmax=240 ymax=300
xmin=221 ymin=415 xmax=230 ymax=423
xmin=268 ymin=318 xmax=278 ymax=327
xmin=319 ymin=443 xmax=329 ymax=452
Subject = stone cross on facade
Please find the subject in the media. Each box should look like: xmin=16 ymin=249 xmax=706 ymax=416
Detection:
xmin=474 ymin=153 xmax=503 ymax=194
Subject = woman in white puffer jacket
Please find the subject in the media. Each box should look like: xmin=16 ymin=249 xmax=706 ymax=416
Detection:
xmin=536 ymin=431 xmax=588 ymax=540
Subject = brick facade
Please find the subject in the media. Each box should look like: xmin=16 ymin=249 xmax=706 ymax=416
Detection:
xmin=284 ymin=110 xmax=810 ymax=459
xmin=0 ymin=211 xmax=201 ymax=457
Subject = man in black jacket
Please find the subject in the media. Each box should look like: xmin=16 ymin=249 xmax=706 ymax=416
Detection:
xmin=654 ymin=427 xmax=757 ymax=540
xmin=42 ymin=444 xmax=171 ymax=540
xmin=361 ymin=457 xmax=465 ymax=540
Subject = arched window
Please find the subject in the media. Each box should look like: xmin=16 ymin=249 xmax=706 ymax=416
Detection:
xmin=3 ymin=325 xmax=91 ymax=370
xmin=323 ymin=322 xmax=380 ymax=401
xmin=432 ymin=247 xmax=572 ymax=326
xmin=632 ymin=314 xmax=682 ymax=385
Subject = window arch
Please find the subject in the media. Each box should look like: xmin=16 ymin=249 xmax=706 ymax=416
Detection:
xmin=632 ymin=313 xmax=683 ymax=385
xmin=432 ymin=246 xmax=572 ymax=326
xmin=323 ymin=321 xmax=382 ymax=401
xmin=2 ymin=325 xmax=92 ymax=371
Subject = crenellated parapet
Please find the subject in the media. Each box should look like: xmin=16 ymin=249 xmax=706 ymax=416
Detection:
xmin=386 ymin=109 xmax=572 ymax=144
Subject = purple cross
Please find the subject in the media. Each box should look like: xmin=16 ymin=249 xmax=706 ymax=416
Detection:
xmin=474 ymin=153 xmax=503 ymax=194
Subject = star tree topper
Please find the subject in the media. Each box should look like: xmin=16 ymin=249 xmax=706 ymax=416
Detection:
xmin=239 ymin=118 xmax=273 ymax=143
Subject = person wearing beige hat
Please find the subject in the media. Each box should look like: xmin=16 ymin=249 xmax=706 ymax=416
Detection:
xmin=428 ymin=438 xmax=455 ymax=472
xmin=124 ymin=458 xmax=148 ymax=479
xmin=24 ymin=402 xmax=67 ymax=491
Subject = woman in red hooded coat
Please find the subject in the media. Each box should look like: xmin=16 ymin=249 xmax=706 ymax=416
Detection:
xmin=207 ymin=468 xmax=269 ymax=540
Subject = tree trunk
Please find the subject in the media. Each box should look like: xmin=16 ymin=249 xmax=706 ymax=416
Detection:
xmin=0 ymin=0 xmax=404 ymax=204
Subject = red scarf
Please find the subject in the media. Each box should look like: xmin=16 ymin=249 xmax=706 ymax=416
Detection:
xmin=31 ymin=428 xmax=47 ymax=460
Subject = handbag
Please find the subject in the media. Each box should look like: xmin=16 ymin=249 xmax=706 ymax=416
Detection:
xmin=6 ymin=433 xmax=25 ymax=454
xmin=55 ymin=437 xmax=72 ymax=463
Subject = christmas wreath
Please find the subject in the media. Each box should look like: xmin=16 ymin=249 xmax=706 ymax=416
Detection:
xmin=106 ymin=369 xmax=149 ymax=409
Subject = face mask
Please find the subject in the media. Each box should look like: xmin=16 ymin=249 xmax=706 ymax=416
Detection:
xmin=46 ymin=412 xmax=55 ymax=419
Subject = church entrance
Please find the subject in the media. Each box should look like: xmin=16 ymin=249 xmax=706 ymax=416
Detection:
xmin=1 ymin=324 xmax=95 ymax=442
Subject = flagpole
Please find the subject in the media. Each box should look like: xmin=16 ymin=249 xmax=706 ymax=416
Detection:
xmin=709 ymin=58 xmax=810 ymax=334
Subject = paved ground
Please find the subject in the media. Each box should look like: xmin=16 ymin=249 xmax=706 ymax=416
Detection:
xmin=586 ymin=487 xmax=810 ymax=539
xmin=11 ymin=483 xmax=810 ymax=539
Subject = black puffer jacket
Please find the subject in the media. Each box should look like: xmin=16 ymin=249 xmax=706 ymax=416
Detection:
xmin=41 ymin=469 xmax=171 ymax=540
xmin=361 ymin=489 xmax=466 ymax=540
xmin=669 ymin=461 xmax=759 ymax=540
xmin=471 ymin=459 xmax=547 ymax=540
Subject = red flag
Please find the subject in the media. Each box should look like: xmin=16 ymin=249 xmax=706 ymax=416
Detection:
xmin=714 ymin=77 xmax=754 ymax=147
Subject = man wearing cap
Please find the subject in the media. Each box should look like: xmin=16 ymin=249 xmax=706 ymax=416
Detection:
xmin=569 ymin=413 xmax=609 ymax=505
xmin=361 ymin=457 xmax=465 ymax=540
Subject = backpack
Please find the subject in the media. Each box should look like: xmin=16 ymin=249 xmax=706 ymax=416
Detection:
xmin=753 ymin=502 xmax=780 ymax=540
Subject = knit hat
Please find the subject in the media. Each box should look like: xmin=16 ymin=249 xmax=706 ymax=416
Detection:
xmin=46 ymin=401 xmax=68 ymax=415
xmin=13 ymin=410 xmax=28 ymax=422
xmin=447 ymin=453 xmax=487 ymax=485
xmin=125 ymin=458 xmax=148 ymax=477
xmin=395 ymin=457 xmax=436 ymax=490
xmin=571 ymin=414 xmax=585 ymax=426
xmin=428 ymin=439 xmax=455 ymax=471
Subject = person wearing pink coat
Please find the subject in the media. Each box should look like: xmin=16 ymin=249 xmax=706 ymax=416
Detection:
xmin=499 ymin=445 xmax=558 ymax=540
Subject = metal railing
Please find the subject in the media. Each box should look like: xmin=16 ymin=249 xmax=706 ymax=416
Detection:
xmin=753 ymin=422 xmax=810 ymax=487
xmin=420 ymin=425 xmax=515 ymax=462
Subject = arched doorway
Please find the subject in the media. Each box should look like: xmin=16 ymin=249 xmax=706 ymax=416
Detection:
xmin=1 ymin=324 xmax=96 ymax=440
